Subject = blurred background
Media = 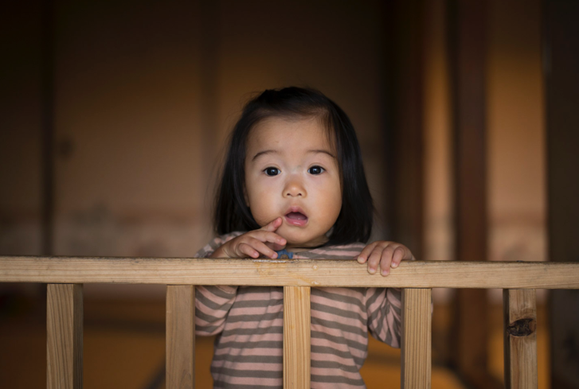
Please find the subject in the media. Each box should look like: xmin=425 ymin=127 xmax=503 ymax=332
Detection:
xmin=1 ymin=0 xmax=578 ymax=388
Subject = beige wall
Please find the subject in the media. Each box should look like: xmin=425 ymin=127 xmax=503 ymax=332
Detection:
xmin=52 ymin=1 xmax=208 ymax=259
xmin=487 ymin=0 xmax=546 ymax=264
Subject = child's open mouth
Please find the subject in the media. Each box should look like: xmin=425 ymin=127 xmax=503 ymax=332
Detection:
xmin=284 ymin=210 xmax=308 ymax=227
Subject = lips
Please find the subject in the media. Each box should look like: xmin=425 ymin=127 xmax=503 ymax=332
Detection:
xmin=284 ymin=207 xmax=308 ymax=227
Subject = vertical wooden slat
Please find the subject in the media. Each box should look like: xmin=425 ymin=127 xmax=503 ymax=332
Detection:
xmin=503 ymin=289 xmax=537 ymax=389
xmin=167 ymin=285 xmax=195 ymax=389
xmin=283 ymin=286 xmax=310 ymax=389
xmin=401 ymin=288 xmax=431 ymax=389
xmin=47 ymin=283 xmax=83 ymax=389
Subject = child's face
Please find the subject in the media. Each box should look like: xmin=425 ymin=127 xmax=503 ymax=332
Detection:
xmin=244 ymin=116 xmax=342 ymax=248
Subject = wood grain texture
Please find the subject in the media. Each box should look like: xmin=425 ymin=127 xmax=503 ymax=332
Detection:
xmin=166 ymin=285 xmax=195 ymax=389
xmin=504 ymin=289 xmax=538 ymax=389
xmin=401 ymin=289 xmax=431 ymax=389
xmin=283 ymin=286 xmax=310 ymax=389
xmin=47 ymin=284 xmax=83 ymax=389
xmin=2 ymin=257 xmax=579 ymax=288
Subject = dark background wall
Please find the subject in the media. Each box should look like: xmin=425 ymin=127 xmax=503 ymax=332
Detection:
xmin=0 ymin=0 xmax=389 ymax=261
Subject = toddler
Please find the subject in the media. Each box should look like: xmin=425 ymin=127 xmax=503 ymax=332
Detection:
xmin=195 ymin=87 xmax=414 ymax=388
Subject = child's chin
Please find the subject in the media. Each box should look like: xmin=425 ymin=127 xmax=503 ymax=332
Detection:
xmin=277 ymin=229 xmax=306 ymax=244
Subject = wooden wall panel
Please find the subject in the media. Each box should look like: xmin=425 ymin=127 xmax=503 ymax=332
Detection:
xmin=545 ymin=1 xmax=579 ymax=387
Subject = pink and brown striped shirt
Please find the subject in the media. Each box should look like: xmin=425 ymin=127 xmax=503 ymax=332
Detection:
xmin=195 ymin=232 xmax=403 ymax=389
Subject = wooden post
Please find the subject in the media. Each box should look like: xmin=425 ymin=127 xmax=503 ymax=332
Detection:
xmin=401 ymin=288 xmax=432 ymax=389
xmin=283 ymin=286 xmax=310 ymax=389
xmin=47 ymin=283 xmax=83 ymax=389
xmin=382 ymin=0 xmax=425 ymax=261
xmin=166 ymin=285 xmax=195 ymax=389
xmin=503 ymin=289 xmax=537 ymax=389
xmin=448 ymin=0 xmax=497 ymax=387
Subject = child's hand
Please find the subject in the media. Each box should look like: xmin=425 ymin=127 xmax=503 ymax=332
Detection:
xmin=209 ymin=217 xmax=287 ymax=259
xmin=357 ymin=241 xmax=414 ymax=276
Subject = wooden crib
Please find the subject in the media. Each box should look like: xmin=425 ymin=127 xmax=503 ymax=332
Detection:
xmin=1 ymin=256 xmax=578 ymax=389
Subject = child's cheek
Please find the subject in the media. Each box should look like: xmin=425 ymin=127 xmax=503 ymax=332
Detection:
xmin=247 ymin=185 xmax=277 ymax=227
xmin=248 ymin=204 xmax=276 ymax=228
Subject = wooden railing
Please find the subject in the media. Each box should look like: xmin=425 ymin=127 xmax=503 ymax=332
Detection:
xmin=2 ymin=256 xmax=579 ymax=389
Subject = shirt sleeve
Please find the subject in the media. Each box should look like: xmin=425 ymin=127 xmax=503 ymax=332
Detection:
xmin=194 ymin=232 xmax=242 ymax=336
xmin=365 ymin=287 xmax=403 ymax=348
xmin=365 ymin=255 xmax=418 ymax=348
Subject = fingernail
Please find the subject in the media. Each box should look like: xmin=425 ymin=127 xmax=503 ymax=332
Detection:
xmin=381 ymin=269 xmax=389 ymax=276
xmin=368 ymin=267 xmax=376 ymax=274
xmin=357 ymin=256 xmax=364 ymax=263
xmin=391 ymin=263 xmax=398 ymax=268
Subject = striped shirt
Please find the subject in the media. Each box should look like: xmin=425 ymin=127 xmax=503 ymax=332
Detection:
xmin=194 ymin=232 xmax=403 ymax=389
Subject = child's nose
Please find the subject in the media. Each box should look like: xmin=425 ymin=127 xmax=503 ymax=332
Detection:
xmin=283 ymin=177 xmax=306 ymax=197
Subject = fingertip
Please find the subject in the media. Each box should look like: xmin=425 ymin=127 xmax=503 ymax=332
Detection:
xmin=357 ymin=256 xmax=365 ymax=264
xmin=264 ymin=218 xmax=281 ymax=231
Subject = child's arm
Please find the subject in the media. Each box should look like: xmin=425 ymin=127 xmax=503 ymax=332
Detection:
xmin=362 ymin=243 xmax=415 ymax=346
xmin=196 ymin=285 xmax=238 ymax=336
xmin=194 ymin=223 xmax=284 ymax=336
xmin=210 ymin=217 xmax=286 ymax=259
xmin=356 ymin=241 xmax=415 ymax=276
xmin=366 ymin=287 xmax=403 ymax=348
xmin=193 ymin=233 xmax=247 ymax=336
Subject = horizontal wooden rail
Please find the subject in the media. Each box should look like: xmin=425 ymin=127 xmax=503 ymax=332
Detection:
xmin=1 ymin=257 xmax=579 ymax=288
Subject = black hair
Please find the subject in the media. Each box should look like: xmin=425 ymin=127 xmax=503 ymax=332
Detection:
xmin=214 ymin=86 xmax=374 ymax=245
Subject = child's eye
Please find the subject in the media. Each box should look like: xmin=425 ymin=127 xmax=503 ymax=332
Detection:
xmin=264 ymin=167 xmax=280 ymax=176
xmin=308 ymin=166 xmax=325 ymax=175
